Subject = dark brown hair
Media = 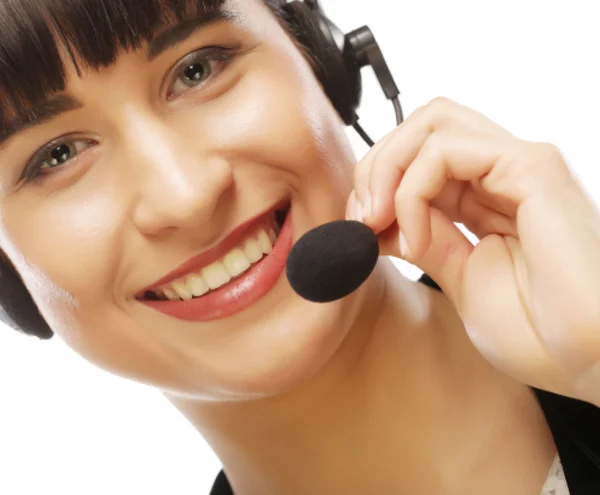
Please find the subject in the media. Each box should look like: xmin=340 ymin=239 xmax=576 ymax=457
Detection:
xmin=0 ymin=0 xmax=302 ymax=131
xmin=0 ymin=0 xmax=361 ymax=137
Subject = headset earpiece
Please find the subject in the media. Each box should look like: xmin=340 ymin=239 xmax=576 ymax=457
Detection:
xmin=284 ymin=0 xmax=403 ymax=138
xmin=0 ymin=254 xmax=53 ymax=339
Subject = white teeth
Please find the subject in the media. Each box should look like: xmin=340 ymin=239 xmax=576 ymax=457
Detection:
xmin=153 ymin=226 xmax=279 ymax=301
xmin=163 ymin=288 xmax=181 ymax=301
xmin=201 ymin=261 xmax=231 ymax=290
xmin=243 ymin=238 xmax=263 ymax=263
xmin=268 ymin=228 xmax=277 ymax=244
xmin=223 ymin=248 xmax=252 ymax=277
xmin=187 ymin=274 xmax=209 ymax=297
xmin=257 ymin=230 xmax=273 ymax=254
xmin=172 ymin=281 xmax=193 ymax=301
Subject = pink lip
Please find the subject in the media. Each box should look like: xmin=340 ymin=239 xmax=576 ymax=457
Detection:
xmin=136 ymin=200 xmax=290 ymax=297
xmin=138 ymin=205 xmax=293 ymax=321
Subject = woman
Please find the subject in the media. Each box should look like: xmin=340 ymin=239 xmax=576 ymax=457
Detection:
xmin=0 ymin=0 xmax=599 ymax=493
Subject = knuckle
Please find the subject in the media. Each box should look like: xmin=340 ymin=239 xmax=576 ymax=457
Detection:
xmin=424 ymin=97 xmax=456 ymax=130
xmin=424 ymin=132 xmax=446 ymax=152
xmin=525 ymin=141 xmax=565 ymax=167
xmin=394 ymin=183 xmax=409 ymax=208
xmin=428 ymin=96 xmax=454 ymax=108
xmin=520 ymin=142 xmax=571 ymax=187
xmin=419 ymin=133 xmax=447 ymax=168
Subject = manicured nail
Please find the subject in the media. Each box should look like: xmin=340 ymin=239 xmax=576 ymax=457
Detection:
xmin=399 ymin=231 xmax=410 ymax=258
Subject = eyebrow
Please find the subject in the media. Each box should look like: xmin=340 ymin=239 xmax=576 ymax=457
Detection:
xmin=0 ymin=8 xmax=236 ymax=149
xmin=147 ymin=9 xmax=235 ymax=61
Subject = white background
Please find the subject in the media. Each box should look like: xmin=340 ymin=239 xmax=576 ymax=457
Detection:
xmin=1 ymin=0 xmax=599 ymax=493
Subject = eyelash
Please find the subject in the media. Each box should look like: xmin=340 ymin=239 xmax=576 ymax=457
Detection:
xmin=20 ymin=46 xmax=238 ymax=184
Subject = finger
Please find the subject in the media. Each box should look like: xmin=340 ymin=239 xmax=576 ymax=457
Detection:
xmin=454 ymin=190 xmax=518 ymax=239
xmin=395 ymin=131 xmax=506 ymax=261
xmin=427 ymin=186 xmax=517 ymax=239
xmin=345 ymin=189 xmax=357 ymax=221
xmin=364 ymin=97 xmax=510 ymax=233
xmin=350 ymin=103 xmax=434 ymax=223
xmin=377 ymin=222 xmax=401 ymax=256
xmin=403 ymin=207 xmax=474 ymax=308
xmin=460 ymin=235 xmax=575 ymax=396
xmin=429 ymin=179 xmax=518 ymax=221
xmin=377 ymin=184 xmax=517 ymax=253
xmin=376 ymin=208 xmax=472 ymax=297
xmin=468 ymin=179 xmax=518 ymax=218
xmin=349 ymin=126 xmax=397 ymax=222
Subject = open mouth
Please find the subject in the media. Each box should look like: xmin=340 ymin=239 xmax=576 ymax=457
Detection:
xmin=139 ymin=202 xmax=291 ymax=303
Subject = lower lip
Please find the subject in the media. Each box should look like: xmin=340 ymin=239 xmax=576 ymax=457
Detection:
xmin=139 ymin=209 xmax=293 ymax=322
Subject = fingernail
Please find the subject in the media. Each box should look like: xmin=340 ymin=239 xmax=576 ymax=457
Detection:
xmin=399 ymin=231 xmax=410 ymax=258
xmin=354 ymin=200 xmax=364 ymax=223
xmin=363 ymin=191 xmax=372 ymax=219
xmin=346 ymin=191 xmax=357 ymax=220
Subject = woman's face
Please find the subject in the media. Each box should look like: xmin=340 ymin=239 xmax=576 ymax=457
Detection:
xmin=0 ymin=0 xmax=363 ymax=400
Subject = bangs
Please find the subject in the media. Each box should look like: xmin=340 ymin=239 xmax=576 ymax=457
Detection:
xmin=0 ymin=0 xmax=226 ymax=129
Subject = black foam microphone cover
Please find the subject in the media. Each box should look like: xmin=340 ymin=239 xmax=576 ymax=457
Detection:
xmin=286 ymin=220 xmax=379 ymax=303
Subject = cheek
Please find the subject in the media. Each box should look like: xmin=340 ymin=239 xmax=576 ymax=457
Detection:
xmin=2 ymin=198 xmax=185 ymax=384
xmin=4 ymin=188 xmax=123 ymax=332
xmin=202 ymin=79 xmax=356 ymax=248
xmin=186 ymin=54 xmax=356 ymax=197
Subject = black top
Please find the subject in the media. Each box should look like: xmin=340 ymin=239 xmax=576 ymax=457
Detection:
xmin=210 ymin=274 xmax=600 ymax=494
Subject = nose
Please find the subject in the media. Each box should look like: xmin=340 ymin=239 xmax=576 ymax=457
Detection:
xmin=125 ymin=116 xmax=234 ymax=238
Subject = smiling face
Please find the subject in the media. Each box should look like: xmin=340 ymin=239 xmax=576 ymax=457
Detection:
xmin=0 ymin=0 xmax=367 ymax=400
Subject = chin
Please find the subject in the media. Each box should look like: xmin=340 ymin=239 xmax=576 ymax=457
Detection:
xmin=165 ymin=290 xmax=357 ymax=402
xmin=133 ymin=191 xmax=355 ymax=400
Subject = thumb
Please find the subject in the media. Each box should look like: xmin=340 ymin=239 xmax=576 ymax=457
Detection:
xmin=379 ymin=207 xmax=474 ymax=308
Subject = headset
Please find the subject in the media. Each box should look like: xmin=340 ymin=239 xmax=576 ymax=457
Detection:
xmin=0 ymin=0 xmax=404 ymax=340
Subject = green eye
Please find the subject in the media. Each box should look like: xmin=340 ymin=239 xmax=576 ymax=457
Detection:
xmin=46 ymin=143 xmax=76 ymax=167
xmin=171 ymin=59 xmax=217 ymax=93
xmin=168 ymin=46 xmax=237 ymax=98
xmin=182 ymin=61 xmax=212 ymax=85
xmin=22 ymin=138 xmax=95 ymax=182
xmin=18 ymin=47 xmax=242 ymax=185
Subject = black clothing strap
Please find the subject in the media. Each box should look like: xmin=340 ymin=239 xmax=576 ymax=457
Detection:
xmin=210 ymin=471 xmax=234 ymax=495
xmin=210 ymin=274 xmax=600 ymax=494
xmin=534 ymin=389 xmax=600 ymax=494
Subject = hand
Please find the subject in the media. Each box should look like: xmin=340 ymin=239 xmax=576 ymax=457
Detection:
xmin=347 ymin=97 xmax=600 ymax=406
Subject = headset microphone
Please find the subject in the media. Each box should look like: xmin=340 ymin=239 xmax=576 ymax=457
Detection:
xmin=286 ymin=1 xmax=404 ymax=303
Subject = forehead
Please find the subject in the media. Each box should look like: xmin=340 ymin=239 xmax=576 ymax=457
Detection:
xmin=0 ymin=0 xmax=232 ymax=135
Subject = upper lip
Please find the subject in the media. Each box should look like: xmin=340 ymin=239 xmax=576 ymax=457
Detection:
xmin=135 ymin=199 xmax=289 ymax=298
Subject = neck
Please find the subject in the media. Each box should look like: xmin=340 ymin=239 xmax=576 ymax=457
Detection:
xmin=164 ymin=259 xmax=556 ymax=494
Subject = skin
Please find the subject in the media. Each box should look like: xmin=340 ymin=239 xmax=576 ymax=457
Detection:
xmin=1 ymin=0 xmax=599 ymax=493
